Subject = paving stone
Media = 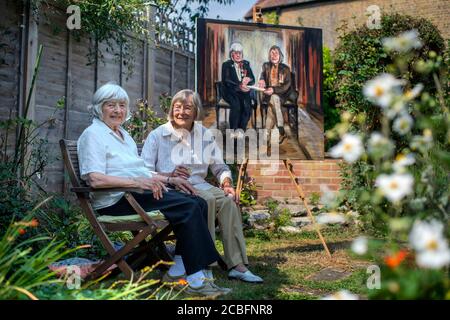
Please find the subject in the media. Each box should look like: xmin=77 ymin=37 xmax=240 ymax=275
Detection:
xmin=306 ymin=267 xmax=352 ymax=281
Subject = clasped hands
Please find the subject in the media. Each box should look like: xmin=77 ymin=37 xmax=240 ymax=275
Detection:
xmin=258 ymin=79 xmax=273 ymax=95
xmin=171 ymin=165 xmax=239 ymax=204
xmin=239 ymin=76 xmax=252 ymax=92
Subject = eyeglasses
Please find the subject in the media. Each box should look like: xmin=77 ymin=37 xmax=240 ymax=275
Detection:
xmin=104 ymin=101 xmax=127 ymax=111
xmin=173 ymin=103 xmax=194 ymax=113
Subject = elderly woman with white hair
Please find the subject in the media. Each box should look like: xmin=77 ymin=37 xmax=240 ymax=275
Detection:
xmin=142 ymin=89 xmax=263 ymax=283
xmin=77 ymin=82 xmax=230 ymax=297
xmin=221 ymin=42 xmax=256 ymax=130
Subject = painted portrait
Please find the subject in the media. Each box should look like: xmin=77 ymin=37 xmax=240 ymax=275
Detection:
xmin=196 ymin=19 xmax=323 ymax=160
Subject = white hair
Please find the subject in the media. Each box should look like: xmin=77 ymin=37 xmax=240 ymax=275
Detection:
xmin=87 ymin=82 xmax=131 ymax=121
xmin=168 ymin=89 xmax=203 ymax=121
xmin=229 ymin=42 xmax=244 ymax=59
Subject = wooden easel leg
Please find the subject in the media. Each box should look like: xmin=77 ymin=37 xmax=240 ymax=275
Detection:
xmin=283 ymin=159 xmax=332 ymax=258
xmin=236 ymin=158 xmax=249 ymax=202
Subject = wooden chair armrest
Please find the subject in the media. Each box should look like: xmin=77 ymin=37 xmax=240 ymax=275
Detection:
xmin=71 ymin=187 xmax=145 ymax=194
xmin=123 ymin=192 xmax=158 ymax=232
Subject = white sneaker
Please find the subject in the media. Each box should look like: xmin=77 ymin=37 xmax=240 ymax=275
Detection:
xmin=228 ymin=269 xmax=263 ymax=283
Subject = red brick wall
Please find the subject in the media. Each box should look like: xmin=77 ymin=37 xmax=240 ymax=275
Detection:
xmin=246 ymin=159 xmax=342 ymax=202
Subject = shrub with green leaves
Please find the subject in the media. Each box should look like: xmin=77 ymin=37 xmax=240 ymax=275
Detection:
xmin=333 ymin=13 xmax=445 ymax=131
xmin=323 ymin=29 xmax=449 ymax=299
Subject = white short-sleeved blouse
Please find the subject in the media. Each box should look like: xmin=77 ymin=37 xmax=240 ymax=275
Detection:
xmin=77 ymin=118 xmax=152 ymax=209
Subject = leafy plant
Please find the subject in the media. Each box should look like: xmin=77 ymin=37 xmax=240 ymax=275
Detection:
xmin=273 ymin=208 xmax=292 ymax=230
xmin=0 ymin=200 xmax=80 ymax=300
xmin=125 ymin=98 xmax=168 ymax=143
xmin=239 ymin=177 xmax=257 ymax=207
xmin=333 ymin=13 xmax=445 ymax=132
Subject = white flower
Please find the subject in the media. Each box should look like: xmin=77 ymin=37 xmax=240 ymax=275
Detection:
xmin=316 ymin=212 xmax=346 ymax=224
xmin=411 ymin=129 xmax=433 ymax=152
xmin=404 ymin=83 xmax=424 ymax=101
xmin=320 ymin=185 xmax=337 ymax=208
xmin=351 ymin=236 xmax=368 ymax=255
xmin=392 ymin=153 xmax=415 ymax=173
xmin=321 ymin=290 xmax=359 ymax=300
xmin=382 ymin=29 xmax=423 ymax=53
xmin=329 ymin=134 xmax=364 ymax=163
xmin=409 ymin=220 xmax=450 ymax=269
xmin=375 ymin=173 xmax=414 ymax=202
xmin=386 ymin=99 xmax=407 ymax=119
xmin=368 ymin=132 xmax=395 ymax=157
xmin=393 ymin=113 xmax=414 ymax=135
xmin=363 ymin=74 xmax=405 ymax=108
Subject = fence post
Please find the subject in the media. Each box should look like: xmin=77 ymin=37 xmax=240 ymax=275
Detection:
xmin=146 ymin=4 xmax=157 ymax=105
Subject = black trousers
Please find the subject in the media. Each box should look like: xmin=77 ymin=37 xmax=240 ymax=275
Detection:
xmin=223 ymin=90 xmax=252 ymax=130
xmin=97 ymin=190 xmax=220 ymax=275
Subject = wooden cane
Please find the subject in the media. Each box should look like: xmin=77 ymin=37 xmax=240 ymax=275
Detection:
xmin=283 ymin=158 xmax=332 ymax=258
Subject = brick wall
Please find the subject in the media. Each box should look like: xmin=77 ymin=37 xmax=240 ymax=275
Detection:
xmin=246 ymin=159 xmax=342 ymax=202
xmin=273 ymin=0 xmax=449 ymax=49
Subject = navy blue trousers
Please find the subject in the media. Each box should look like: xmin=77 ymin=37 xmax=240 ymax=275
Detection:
xmin=97 ymin=190 xmax=220 ymax=275
xmin=223 ymin=90 xmax=252 ymax=130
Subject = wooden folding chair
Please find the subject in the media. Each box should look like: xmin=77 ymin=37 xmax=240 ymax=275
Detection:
xmin=59 ymin=139 xmax=174 ymax=281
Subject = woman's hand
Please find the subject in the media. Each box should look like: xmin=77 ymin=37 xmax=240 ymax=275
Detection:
xmin=264 ymin=87 xmax=273 ymax=95
xmin=134 ymin=177 xmax=167 ymax=200
xmin=171 ymin=165 xmax=191 ymax=179
xmin=221 ymin=179 xmax=239 ymax=204
xmin=258 ymin=79 xmax=266 ymax=88
xmin=169 ymin=177 xmax=197 ymax=195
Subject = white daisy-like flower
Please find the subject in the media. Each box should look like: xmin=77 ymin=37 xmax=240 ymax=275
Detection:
xmin=404 ymin=83 xmax=424 ymax=101
xmin=409 ymin=220 xmax=450 ymax=269
xmin=329 ymin=133 xmax=364 ymax=163
xmin=411 ymin=129 xmax=433 ymax=152
xmin=393 ymin=113 xmax=414 ymax=135
xmin=321 ymin=290 xmax=359 ymax=300
xmin=316 ymin=212 xmax=346 ymax=225
xmin=386 ymin=99 xmax=407 ymax=119
xmin=351 ymin=236 xmax=368 ymax=255
xmin=375 ymin=173 xmax=414 ymax=202
xmin=382 ymin=29 xmax=423 ymax=53
xmin=367 ymin=132 xmax=395 ymax=157
xmin=320 ymin=185 xmax=337 ymax=208
xmin=363 ymin=74 xmax=405 ymax=108
xmin=392 ymin=153 xmax=415 ymax=173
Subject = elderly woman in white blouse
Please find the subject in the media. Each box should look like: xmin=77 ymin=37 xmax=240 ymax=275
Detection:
xmin=77 ymin=83 xmax=230 ymax=297
xmin=142 ymin=89 xmax=263 ymax=283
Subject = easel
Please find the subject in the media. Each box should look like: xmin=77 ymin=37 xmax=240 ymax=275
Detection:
xmin=236 ymin=158 xmax=249 ymax=199
xmin=235 ymin=157 xmax=332 ymax=258
xmin=283 ymin=159 xmax=331 ymax=258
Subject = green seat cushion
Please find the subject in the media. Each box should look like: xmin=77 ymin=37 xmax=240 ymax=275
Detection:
xmin=97 ymin=210 xmax=165 ymax=223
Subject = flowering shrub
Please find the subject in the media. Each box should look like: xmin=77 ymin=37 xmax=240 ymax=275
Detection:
xmin=125 ymin=98 xmax=168 ymax=143
xmin=325 ymin=29 xmax=449 ymax=299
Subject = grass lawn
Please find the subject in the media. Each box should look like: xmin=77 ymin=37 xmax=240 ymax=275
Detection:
xmin=137 ymin=224 xmax=370 ymax=300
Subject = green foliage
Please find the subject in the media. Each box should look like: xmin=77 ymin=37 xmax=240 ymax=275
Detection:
xmin=327 ymin=23 xmax=449 ymax=299
xmin=124 ymin=98 xmax=168 ymax=143
xmin=323 ymin=47 xmax=340 ymax=149
xmin=239 ymin=177 xmax=257 ymax=207
xmin=273 ymin=208 xmax=292 ymax=230
xmin=0 ymin=45 xmax=60 ymax=233
xmin=263 ymin=11 xmax=279 ymax=25
xmin=265 ymin=198 xmax=279 ymax=214
xmin=333 ymin=13 xmax=445 ymax=131
xmin=308 ymin=192 xmax=321 ymax=206
xmin=0 ymin=209 xmax=76 ymax=300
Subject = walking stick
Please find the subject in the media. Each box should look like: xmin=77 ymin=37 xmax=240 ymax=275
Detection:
xmin=283 ymin=158 xmax=332 ymax=258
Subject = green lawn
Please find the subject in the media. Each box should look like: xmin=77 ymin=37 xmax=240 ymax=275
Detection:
xmin=182 ymin=225 xmax=370 ymax=300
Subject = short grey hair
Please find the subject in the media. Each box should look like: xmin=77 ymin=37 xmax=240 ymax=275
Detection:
xmin=87 ymin=82 xmax=131 ymax=122
xmin=229 ymin=42 xmax=244 ymax=59
xmin=168 ymin=89 xmax=203 ymax=121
